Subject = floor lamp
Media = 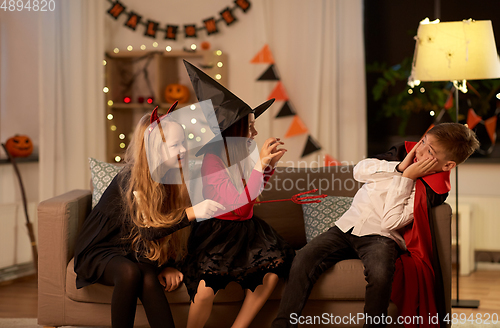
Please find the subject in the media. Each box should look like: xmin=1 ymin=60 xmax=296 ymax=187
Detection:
xmin=408 ymin=18 xmax=500 ymax=308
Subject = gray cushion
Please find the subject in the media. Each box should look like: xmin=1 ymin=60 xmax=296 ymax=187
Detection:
xmin=89 ymin=157 xmax=123 ymax=208
xmin=302 ymin=196 xmax=353 ymax=243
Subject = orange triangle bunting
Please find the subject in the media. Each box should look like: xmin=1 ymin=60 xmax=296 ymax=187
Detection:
xmin=467 ymin=108 xmax=482 ymax=130
xmin=285 ymin=115 xmax=308 ymax=138
xmin=325 ymin=154 xmax=341 ymax=166
xmin=484 ymin=116 xmax=497 ymax=144
xmin=443 ymin=92 xmax=454 ymax=110
xmin=422 ymin=124 xmax=434 ymax=139
xmin=250 ymin=44 xmax=275 ymax=64
xmin=267 ymin=81 xmax=288 ymax=101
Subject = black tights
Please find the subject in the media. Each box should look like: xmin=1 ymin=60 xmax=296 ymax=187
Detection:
xmin=98 ymin=256 xmax=175 ymax=328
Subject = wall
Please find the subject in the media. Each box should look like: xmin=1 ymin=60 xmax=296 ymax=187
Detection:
xmin=0 ymin=9 xmax=40 ymax=271
xmin=450 ymin=163 xmax=500 ymax=255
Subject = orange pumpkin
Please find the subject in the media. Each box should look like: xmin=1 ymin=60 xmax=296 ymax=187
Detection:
xmin=165 ymin=83 xmax=190 ymax=104
xmin=5 ymin=135 xmax=33 ymax=157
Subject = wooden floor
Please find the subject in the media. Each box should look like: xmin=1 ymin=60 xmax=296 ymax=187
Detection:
xmin=0 ymin=270 xmax=499 ymax=319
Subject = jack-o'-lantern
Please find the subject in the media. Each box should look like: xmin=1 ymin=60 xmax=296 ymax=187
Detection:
xmin=5 ymin=135 xmax=33 ymax=157
xmin=165 ymin=83 xmax=190 ymax=104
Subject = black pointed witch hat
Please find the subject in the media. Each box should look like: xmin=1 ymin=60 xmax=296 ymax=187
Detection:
xmin=183 ymin=60 xmax=274 ymax=156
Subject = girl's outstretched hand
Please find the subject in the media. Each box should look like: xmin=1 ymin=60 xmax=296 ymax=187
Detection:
xmin=269 ymin=138 xmax=286 ymax=169
xmin=186 ymin=199 xmax=226 ymax=221
xmin=255 ymin=137 xmax=287 ymax=171
xmin=158 ymin=267 xmax=183 ymax=292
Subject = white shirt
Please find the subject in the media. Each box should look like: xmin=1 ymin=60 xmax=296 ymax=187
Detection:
xmin=335 ymin=159 xmax=416 ymax=249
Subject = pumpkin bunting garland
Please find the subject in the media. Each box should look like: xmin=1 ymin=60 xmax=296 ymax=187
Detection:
xmin=106 ymin=0 xmax=251 ymax=40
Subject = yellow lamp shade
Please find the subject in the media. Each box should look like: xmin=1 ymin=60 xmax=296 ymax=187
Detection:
xmin=409 ymin=19 xmax=500 ymax=85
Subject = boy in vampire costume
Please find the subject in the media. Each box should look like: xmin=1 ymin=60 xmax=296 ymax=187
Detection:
xmin=272 ymin=123 xmax=479 ymax=328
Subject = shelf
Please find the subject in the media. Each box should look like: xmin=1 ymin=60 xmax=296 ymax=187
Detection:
xmin=104 ymin=50 xmax=227 ymax=163
xmin=107 ymin=49 xmax=222 ymax=59
xmin=0 ymin=154 xmax=39 ymax=165
xmin=109 ymin=103 xmax=191 ymax=110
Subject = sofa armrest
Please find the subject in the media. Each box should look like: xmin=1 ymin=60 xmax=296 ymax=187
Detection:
xmin=37 ymin=189 xmax=92 ymax=323
xmin=430 ymin=202 xmax=452 ymax=327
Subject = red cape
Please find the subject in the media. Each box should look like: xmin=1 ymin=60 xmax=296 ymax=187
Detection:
xmin=391 ymin=141 xmax=451 ymax=328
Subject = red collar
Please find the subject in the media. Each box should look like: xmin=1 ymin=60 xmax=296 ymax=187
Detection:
xmin=405 ymin=141 xmax=451 ymax=195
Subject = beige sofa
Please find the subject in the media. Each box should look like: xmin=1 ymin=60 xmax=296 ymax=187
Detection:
xmin=38 ymin=165 xmax=452 ymax=327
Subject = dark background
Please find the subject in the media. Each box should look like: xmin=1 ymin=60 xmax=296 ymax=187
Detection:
xmin=364 ymin=0 xmax=500 ymax=160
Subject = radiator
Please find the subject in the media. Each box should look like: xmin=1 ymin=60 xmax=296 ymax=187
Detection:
xmin=448 ymin=196 xmax=500 ymax=275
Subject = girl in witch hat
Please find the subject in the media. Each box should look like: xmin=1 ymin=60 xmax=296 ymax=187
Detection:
xmin=73 ymin=103 xmax=225 ymax=328
xmin=181 ymin=60 xmax=295 ymax=328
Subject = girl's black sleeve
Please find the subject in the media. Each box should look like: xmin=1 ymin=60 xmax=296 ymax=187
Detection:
xmin=139 ymin=213 xmax=191 ymax=241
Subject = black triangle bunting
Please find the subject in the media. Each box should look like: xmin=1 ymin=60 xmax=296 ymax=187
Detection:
xmin=257 ymin=64 xmax=280 ymax=81
xmin=275 ymin=101 xmax=296 ymax=118
xmin=301 ymin=135 xmax=321 ymax=157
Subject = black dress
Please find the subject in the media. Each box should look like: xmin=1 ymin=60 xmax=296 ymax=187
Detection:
xmin=181 ymin=154 xmax=295 ymax=301
xmin=182 ymin=217 xmax=295 ymax=301
xmin=73 ymin=169 xmax=191 ymax=289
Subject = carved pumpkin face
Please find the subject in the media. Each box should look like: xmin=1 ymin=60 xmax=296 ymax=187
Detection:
xmin=5 ymin=135 xmax=33 ymax=157
xmin=165 ymin=84 xmax=190 ymax=104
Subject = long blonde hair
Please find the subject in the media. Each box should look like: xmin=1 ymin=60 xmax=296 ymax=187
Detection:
xmin=121 ymin=114 xmax=191 ymax=265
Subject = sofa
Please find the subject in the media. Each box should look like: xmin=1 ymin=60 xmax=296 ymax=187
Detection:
xmin=37 ymin=165 xmax=452 ymax=327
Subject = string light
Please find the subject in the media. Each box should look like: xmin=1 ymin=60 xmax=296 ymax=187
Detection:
xmin=496 ymin=93 xmax=500 ymax=100
xmin=420 ymin=87 xmax=425 ymax=93
xmin=105 ymin=46 xmax=227 ymax=163
xmin=408 ymin=89 xmax=413 ymax=94
xmin=430 ymin=111 xmax=435 ymax=116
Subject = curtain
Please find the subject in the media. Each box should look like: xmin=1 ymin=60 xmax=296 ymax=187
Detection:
xmin=38 ymin=0 xmax=106 ymax=200
xmin=253 ymin=0 xmax=366 ymax=165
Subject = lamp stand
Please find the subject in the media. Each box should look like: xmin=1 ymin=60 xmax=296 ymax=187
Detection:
xmin=450 ymin=84 xmax=479 ymax=309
